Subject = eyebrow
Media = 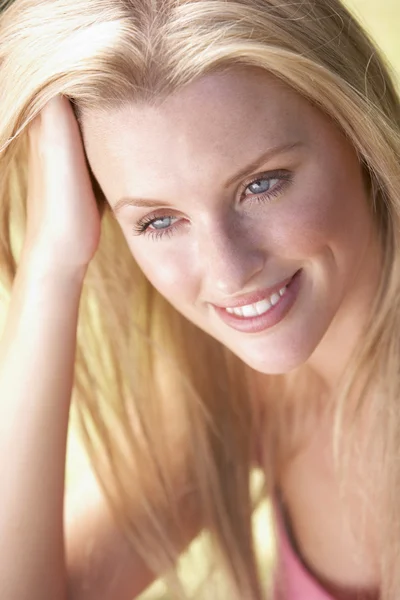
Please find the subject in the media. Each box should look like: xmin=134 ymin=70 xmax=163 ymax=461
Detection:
xmin=112 ymin=140 xmax=303 ymax=215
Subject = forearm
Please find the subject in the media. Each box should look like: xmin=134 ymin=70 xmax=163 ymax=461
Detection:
xmin=0 ymin=255 xmax=86 ymax=600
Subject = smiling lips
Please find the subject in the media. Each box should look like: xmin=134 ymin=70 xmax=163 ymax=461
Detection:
xmin=211 ymin=270 xmax=302 ymax=333
xmin=211 ymin=271 xmax=297 ymax=312
xmin=225 ymin=285 xmax=289 ymax=318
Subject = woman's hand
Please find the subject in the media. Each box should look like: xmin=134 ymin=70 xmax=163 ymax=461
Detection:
xmin=24 ymin=95 xmax=102 ymax=272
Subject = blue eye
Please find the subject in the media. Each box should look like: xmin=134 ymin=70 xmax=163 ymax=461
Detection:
xmin=246 ymin=177 xmax=279 ymax=196
xmin=132 ymin=214 xmax=179 ymax=240
xmin=149 ymin=216 xmax=175 ymax=230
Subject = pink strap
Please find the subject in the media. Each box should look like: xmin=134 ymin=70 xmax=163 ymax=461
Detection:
xmin=272 ymin=496 xmax=334 ymax=600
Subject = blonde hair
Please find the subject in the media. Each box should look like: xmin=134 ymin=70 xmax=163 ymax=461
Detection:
xmin=1 ymin=0 xmax=400 ymax=598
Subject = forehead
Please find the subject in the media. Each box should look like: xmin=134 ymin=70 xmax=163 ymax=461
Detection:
xmin=80 ymin=68 xmax=323 ymax=201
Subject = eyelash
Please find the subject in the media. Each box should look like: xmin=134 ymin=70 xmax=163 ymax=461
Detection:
xmin=132 ymin=170 xmax=293 ymax=241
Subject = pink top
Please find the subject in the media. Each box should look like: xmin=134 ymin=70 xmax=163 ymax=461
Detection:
xmin=273 ymin=496 xmax=334 ymax=600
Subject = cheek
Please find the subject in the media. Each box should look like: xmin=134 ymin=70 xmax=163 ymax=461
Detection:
xmin=128 ymin=241 xmax=198 ymax=301
xmin=267 ymin=191 xmax=340 ymax=259
xmin=268 ymin=173 xmax=366 ymax=261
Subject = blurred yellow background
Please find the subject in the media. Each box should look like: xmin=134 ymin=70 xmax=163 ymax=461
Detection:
xmin=61 ymin=1 xmax=399 ymax=598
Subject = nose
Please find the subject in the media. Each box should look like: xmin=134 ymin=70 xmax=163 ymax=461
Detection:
xmin=197 ymin=223 xmax=265 ymax=296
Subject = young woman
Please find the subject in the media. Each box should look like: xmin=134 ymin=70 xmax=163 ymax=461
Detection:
xmin=0 ymin=0 xmax=399 ymax=599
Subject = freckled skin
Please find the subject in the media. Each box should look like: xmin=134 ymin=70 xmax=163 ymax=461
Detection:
xmin=81 ymin=67 xmax=382 ymax=381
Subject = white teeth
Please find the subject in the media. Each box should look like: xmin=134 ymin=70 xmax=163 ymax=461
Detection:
xmin=241 ymin=304 xmax=257 ymax=317
xmin=255 ymin=299 xmax=271 ymax=315
xmin=224 ymin=285 xmax=288 ymax=318
xmin=270 ymin=293 xmax=281 ymax=306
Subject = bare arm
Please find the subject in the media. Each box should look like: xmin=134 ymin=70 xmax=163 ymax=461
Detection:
xmin=0 ymin=256 xmax=86 ymax=600
xmin=0 ymin=93 xmax=103 ymax=599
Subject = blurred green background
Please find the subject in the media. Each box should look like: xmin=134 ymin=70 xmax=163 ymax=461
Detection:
xmin=64 ymin=1 xmax=400 ymax=598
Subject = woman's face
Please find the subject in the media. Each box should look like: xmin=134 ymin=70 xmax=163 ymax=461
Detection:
xmin=81 ymin=67 xmax=379 ymax=374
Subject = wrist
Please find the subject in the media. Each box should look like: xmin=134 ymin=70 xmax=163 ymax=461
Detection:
xmin=18 ymin=248 xmax=88 ymax=287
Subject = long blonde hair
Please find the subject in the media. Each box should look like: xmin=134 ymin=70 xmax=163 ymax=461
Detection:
xmin=1 ymin=0 xmax=400 ymax=598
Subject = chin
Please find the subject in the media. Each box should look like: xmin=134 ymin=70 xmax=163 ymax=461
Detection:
xmin=229 ymin=333 xmax=321 ymax=375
